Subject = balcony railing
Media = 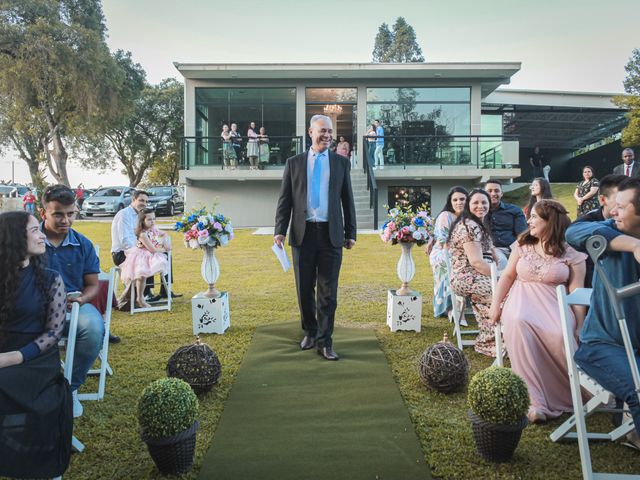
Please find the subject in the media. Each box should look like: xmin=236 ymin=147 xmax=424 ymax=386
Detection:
xmin=181 ymin=136 xmax=304 ymax=170
xmin=362 ymin=135 xmax=519 ymax=169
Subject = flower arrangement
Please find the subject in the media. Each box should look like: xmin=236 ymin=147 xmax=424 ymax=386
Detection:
xmin=174 ymin=208 xmax=234 ymax=249
xmin=380 ymin=203 xmax=433 ymax=245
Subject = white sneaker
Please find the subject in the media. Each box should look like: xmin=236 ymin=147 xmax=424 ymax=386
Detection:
xmin=72 ymin=390 xmax=83 ymax=418
xmin=380 ymin=165 xmax=384 ymax=170
xmin=373 ymin=166 xmax=377 ymax=170
xmin=460 ymin=316 xmax=469 ymax=327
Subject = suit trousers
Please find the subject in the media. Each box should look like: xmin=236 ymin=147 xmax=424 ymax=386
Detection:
xmin=292 ymin=222 xmax=343 ymax=348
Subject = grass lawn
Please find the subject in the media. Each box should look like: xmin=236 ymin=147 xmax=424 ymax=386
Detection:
xmin=55 ymin=186 xmax=639 ymax=479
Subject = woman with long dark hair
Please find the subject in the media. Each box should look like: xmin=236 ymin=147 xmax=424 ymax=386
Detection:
xmin=489 ymin=200 xmax=586 ymax=423
xmin=0 ymin=211 xmax=72 ymax=478
xmin=524 ymin=177 xmax=553 ymax=218
xmin=447 ymin=189 xmax=497 ymax=356
xmin=427 ymin=186 xmax=468 ymax=319
xmin=574 ymin=165 xmax=600 ymax=216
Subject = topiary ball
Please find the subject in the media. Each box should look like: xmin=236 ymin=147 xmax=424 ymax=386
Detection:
xmin=138 ymin=377 xmax=198 ymax=440
xmin=418 ymin=333 xmax=469 ymax=393
xmin=468 ymin=366 xmax=530 ymax=425
xmin=167 ymin=337 xmax=222 ymax=394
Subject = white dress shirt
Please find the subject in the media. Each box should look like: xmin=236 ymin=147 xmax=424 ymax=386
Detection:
xmin=111 ymin=205 xmax=139 ymax=252
xmin=306 ymin=148 xmax=330 ymax=222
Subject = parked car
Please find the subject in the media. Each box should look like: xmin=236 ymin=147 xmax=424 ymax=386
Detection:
xmin=81 ymin=186 xmax=133 ymax=216
xmin=0 ymin=185 xmax=18 ymax=198
xmin=146 ymin=185 xmax=184 ymax=216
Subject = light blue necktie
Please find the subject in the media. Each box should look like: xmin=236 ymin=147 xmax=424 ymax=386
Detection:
xmin=310 ymin=152 xmax=324 ymax=209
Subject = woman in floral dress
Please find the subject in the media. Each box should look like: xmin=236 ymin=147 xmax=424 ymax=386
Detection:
xmin=489 ymin=200 xmax=586 ymax=423
xmin=574 ymin=165 xmax=600 ymax=216
xmin=427 ymin=186 xmax=467 ymax=318
xmin=448 ymin=189 xmax=497 ymax=356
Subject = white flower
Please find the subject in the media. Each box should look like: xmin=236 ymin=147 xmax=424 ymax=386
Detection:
xmin=409 ymin=225 xmax=416 ymax=232
xmin=198 ymin=216 xmax=209 ymax=226
xmin=219 ymin=235 xmax=229 ymax=247
xmin=197 ymin=235 xmax=208 ymax=245
xmin=188 ymin=238 xmax=199 ymax=249
xmin=412 ymin=231 xmax=423 ymax=240
xmin=227 ymin=224 xmax=234 ymax=235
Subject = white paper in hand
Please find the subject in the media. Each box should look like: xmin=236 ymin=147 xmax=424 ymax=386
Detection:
xmin=272 ymin=243 xmax=291 ymax=272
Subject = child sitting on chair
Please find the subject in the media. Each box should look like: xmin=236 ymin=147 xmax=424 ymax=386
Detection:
xmin=119 ymin=209 xmax=171 ymax=308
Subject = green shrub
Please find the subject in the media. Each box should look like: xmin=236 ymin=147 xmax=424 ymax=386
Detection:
xmin=467 ymin=366 xmax=529 ymax=425
xmin=138 ymin=377 xmax=199 ymax=439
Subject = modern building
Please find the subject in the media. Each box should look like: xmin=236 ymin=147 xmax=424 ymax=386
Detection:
xmin=175 ymin=62 xmax=627 ymax=227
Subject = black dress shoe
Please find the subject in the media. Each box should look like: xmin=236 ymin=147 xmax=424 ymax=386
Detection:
xmin=160 ymin=292 xmax=183 ymax=299
xmin=146 ymin=294 xmax=163 ymax=303
xmin=300 ymin=336 xmax=316 ymax=350
xmin=108 ymin=333 xmax=121 ymax=344
xmin=317 ymin=346 xmax=339 ymax=361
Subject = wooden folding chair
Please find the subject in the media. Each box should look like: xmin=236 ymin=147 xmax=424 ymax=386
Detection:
xmin=550 ymin=234 xmax=640 ymax=479
xmin=129 ymin=250 xmax=173 ymax=315
xmin=77 ymin=267 xmax=116 ymax=401
xmin=61 ymin=302 xmax=85 ymax=453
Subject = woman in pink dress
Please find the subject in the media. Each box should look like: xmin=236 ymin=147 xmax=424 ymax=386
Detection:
xmin=119 ymin=209 xmax=170 ymax=308
xmin=336 ymin=136 xmax=350 ymax=158
xmin=489 ymin=199 xmax=586 ymax=423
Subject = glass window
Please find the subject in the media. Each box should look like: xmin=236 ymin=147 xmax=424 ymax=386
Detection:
xmin=306 ymin=88 xmax=357 ymax=103
xmin=387 ymin=186 xmax=432 ymax=214
xmin=367 ymin=87 xmax=470 ymax=103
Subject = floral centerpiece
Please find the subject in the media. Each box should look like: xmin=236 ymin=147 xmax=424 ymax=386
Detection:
xmin=175 ymin=208 xmax=234 ymax=249
xmin=381 ymin=204 xmax=434 ymax=295
xmin=174 ymin=208 xmax=234 ymax=298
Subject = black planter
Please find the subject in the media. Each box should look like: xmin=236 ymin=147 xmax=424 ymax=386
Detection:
xmin=142 ymin=421 xmax=199 ymax=475
xmin=468 ymin=411 xmax=527 ymax=462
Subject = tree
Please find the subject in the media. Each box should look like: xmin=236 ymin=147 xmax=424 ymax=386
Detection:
xmin=0 ymin=0 xmax=126 ymax=186
xmin=145 ymin=150 xmax=180 ymax=186
xmin=614 ymin=48 xmax=640 ymax=147
xmin=371 ymin=17 xmax=424 ymax=63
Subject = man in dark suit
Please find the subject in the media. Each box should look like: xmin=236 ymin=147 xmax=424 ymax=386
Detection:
xmin=613 ymin=148 xmax=640 ymax=177
xmin=274 ymin=115 xmax=357 ymax=361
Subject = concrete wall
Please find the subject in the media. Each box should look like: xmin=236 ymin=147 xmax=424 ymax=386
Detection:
xmin=184 ymin=180 xmax=282 ymax=227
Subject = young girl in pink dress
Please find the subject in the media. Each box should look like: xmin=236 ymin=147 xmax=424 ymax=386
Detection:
xmin=120 ymin=209 xmax=170 ymax=308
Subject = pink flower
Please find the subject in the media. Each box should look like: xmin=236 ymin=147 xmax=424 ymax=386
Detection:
xmin=197 ymin=229 xmax=209 ymax=238
xmin=401 ymin=226 xmax=411 ymax=235
xmin=387 ymin=222 xmax=396 ymax=230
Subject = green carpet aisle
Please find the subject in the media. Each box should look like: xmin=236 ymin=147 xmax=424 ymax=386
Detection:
xmin=198 ymin=322 xmax=431 ymax=480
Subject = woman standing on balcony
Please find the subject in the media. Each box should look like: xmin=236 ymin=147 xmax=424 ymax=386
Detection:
xmin=247 ymin=122 xmax=259 ymax=170
xmin=221 ymin=124 xmax=237 ymax=169
xmin=258 ymin=126 xmax=270 ymax=166
xmin=427 ymin=186 xmax=468 ymax=319
xmin=336 ymin=135 xmax=350 ymax=159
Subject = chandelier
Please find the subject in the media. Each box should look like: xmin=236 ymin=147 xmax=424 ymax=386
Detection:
xmin=323 ymin=104 xmax=343 ymax=115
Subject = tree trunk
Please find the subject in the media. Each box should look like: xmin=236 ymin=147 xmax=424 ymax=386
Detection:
xmin=42 ymin=108 xmax=71 ymax=186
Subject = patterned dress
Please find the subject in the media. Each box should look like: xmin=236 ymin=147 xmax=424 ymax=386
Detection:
xmin=501 ymin=243 xmax=587 ymax=417
xmin=576 ymin=178 xmax=600 ymax=216
xmin=448 ymin=218 xmax=496 ymax=357
xmin=428 ymin=211 xmax=455 ymax=317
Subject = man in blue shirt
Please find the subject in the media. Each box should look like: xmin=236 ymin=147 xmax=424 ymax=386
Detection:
xmin=373 ymin=119 xmax=384 ymax=170
xmin=40 ymin=185 xmax=105 ymax=418
xmin=566 ymin=176 xmax=640 ymax=447
xmin=483 ymin=179 xmax=528 ymax=268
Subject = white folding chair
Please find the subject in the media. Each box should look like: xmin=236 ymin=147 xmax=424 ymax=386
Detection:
xmin=490 ymin=263 xmax=506 ymax=367
xmin=129 ymin=250 xmax=173 ymax=315
xmin=551 ymin=235 xmax=640 ymax=479
xmin=446 ymin=254 xmax=479 ymax=350
xmin=61 ymin=302 xmax=85 ymax=453
xmin=77 ymin=267 xmax=116 ymax=401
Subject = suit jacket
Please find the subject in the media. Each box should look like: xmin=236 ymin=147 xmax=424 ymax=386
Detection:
xmin=613 ymin=162 xmax=640 ymax=177
xmin=275 ymin=150 xmax=357 ymax=248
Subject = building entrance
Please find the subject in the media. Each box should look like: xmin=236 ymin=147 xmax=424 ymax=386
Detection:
xmin=305 ymin=88 xmax=357 ymax=159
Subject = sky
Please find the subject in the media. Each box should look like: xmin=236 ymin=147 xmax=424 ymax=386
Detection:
xmin=1 ymin=0 xmax=638 ymax=186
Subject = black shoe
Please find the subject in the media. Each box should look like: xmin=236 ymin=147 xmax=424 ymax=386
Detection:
xmin=317 ymin=346 xmax=339 ymax=361
xmin=300 ymin=336 xmax=316 ymax=350
xmin=146 ymin=294 xmax=163 ymax=303
xmin=108 ymin=333 xmax=121 ymax=344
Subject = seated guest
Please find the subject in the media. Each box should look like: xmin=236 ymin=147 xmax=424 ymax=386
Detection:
xmin=448 ymin=188 xmax=497 ymax=357
xmin=566 ymin=177 xmax=640 ymax=449
xmin=484 ymin=179 xmax=528 ymax=269
xmin=574 ymin=174 xmax=626 ymax=287
xmin=524 ymin=177 xmax=553 ymax=218
xmin=490 ymin=200 xmax=586 ymax=423
xmin=40 ymin=185 xmax=105 ymax=418
xmin=0 ymin=211 xmax=72 ymax=478
xmin=427 ymin=186 xmax=468 ymax=319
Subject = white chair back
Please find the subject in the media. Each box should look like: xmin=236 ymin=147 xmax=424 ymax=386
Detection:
xmin=446 ymin=253 xmax=479 ymax=350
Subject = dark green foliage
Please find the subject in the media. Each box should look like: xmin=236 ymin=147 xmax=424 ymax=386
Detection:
xmin=138 ymin=378 xmax=199 ymax=439
xmin=468 ymin=367 xmax=529 ymax=425
xmin=623 ymin=48 xmax=640 ymax=96
xmin=372 ymin=17 xmax=424 ymax=63
xmin=614 ymin=48 xmax=640 ymax=147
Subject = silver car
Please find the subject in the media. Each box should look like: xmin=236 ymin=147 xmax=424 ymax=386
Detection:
xmin=81 ymin=186 xmax=133 ymax=216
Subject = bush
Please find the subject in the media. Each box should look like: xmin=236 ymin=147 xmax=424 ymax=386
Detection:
xmin=468 ymin=367 xmax=529 ymax=425
xmin=138 ymin=378 xmax=199 ymax=439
